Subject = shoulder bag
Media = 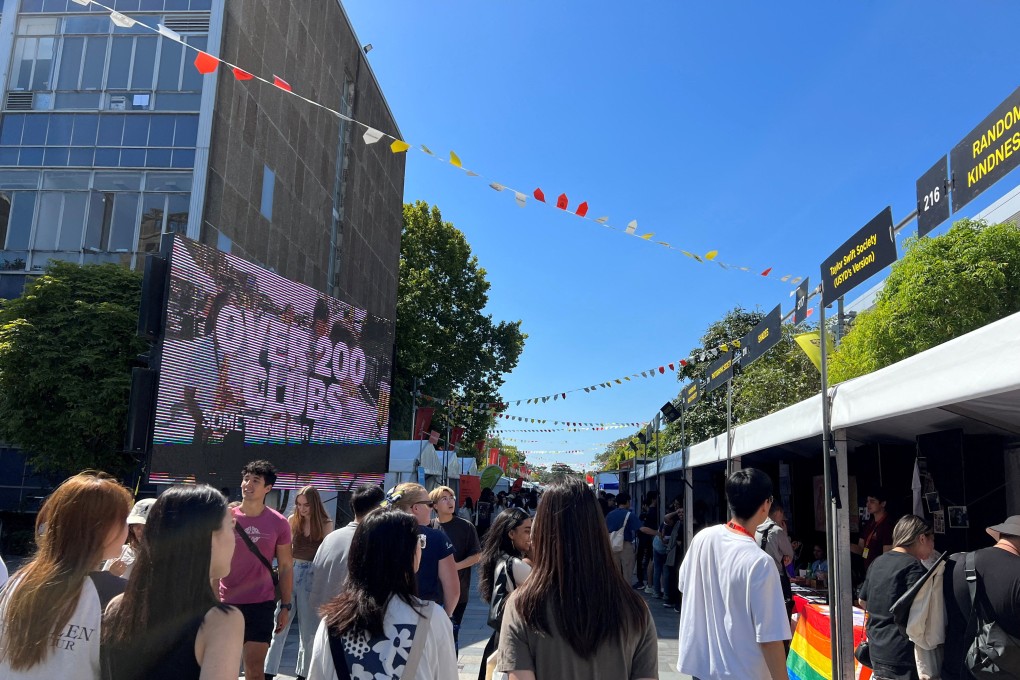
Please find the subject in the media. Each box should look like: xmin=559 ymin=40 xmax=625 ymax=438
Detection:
xmin=963 ymin=551 xmax=1020 ymax=677
xmin=609 ymin=511 xmax=631 ymax=553
xmin=329 ymin=601 xmax=433 ymax=680
xmin=234 ymin=522 xmax=281 ymax=602
xmin=487 ymin=556 xmax=519 ymax=631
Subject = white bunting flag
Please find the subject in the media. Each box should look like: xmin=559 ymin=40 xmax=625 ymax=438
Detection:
xmin=363 ymin=128 xmax=384 ymax=145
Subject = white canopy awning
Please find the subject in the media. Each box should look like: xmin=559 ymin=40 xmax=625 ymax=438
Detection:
xmin=388 ymin=440 xmax=444 ymax=475
xmin=652 ymin=310 xmax=1020 ymax=473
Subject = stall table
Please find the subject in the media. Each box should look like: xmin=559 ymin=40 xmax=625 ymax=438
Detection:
xmin=787 ymin=593 xmax=871 ymax=680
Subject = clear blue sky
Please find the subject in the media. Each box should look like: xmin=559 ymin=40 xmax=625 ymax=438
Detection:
xmin=343 ymin=1 xmax=1020 ymax=470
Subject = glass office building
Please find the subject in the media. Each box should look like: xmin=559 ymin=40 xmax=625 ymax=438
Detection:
xmin=0 ymin=0 xmax=216 ymax=298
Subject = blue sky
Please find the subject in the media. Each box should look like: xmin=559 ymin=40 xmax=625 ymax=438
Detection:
xmin=343 ymin=1 xmax=1020 ymax=470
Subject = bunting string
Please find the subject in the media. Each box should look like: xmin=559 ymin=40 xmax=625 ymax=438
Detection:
xmin=75 ymin=0 xmax=809 ymax=285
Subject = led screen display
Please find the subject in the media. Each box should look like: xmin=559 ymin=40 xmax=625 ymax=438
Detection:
xmin=149 ymin=234 xmax=393 ymax=483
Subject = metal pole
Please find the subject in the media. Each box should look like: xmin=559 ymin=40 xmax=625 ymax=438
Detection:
xmin=725 ymin=379 xmax=733 ymax=477
xmin=819 ymin=303 xmax=839 ymax=680
xmin=410 ymin=377 xmax=418 ymax=439
xmin=836 ymin=296 xmax=845 ymax=347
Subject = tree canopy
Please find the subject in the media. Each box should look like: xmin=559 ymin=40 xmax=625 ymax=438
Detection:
xmin=0 ymin=262 xmax=146 ymax=475
xmin=830 ymin=218 xmax=1020 ymax=382
xmin=391 ymin=201 xmax=527 ymax=458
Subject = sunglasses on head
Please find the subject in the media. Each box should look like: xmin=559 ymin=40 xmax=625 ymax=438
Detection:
xmin=412 ymin=500 xmax=435 ymax=508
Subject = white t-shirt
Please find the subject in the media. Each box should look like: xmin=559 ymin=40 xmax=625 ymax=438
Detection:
xmin=306 ymin=596 xmax=457 ymax=680
xmin=0 ymin=576 xmax=104 ymax=680
xmin=677 ymin=524 xmax=791 ymax=679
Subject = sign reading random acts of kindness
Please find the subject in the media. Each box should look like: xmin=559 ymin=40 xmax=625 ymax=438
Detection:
xmin=820 ymin=207 xmax=897 ymax=306
xmin=951 ymin=86 xmax=1020 ymax=213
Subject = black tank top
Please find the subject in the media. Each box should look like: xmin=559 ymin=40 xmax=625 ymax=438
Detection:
xmin=104 ymin=613 xmax=204 ymax=680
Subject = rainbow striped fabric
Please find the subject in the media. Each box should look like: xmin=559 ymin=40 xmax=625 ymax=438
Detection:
xmin=787 ymin=598 xmax=872 ymax=680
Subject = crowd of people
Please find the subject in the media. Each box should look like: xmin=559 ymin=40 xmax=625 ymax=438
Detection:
xmin=0 ymin=461 xmax=1018 ymax=680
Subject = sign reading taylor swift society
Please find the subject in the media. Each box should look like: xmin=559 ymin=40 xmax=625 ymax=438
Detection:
xmin=737 ymin=305 xmax=782 ymax=367
xmin=820 ymin=207 xmax=897 ymax=307
xmin=951 ymin=86 xmax=1020 ymax=213
xmin=916 ymin=155 xmax=950 ymax=238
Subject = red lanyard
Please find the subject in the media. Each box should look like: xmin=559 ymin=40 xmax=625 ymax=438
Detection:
xmin=727 ymin=521 xmax=755 ymax=539
xmin=864 ymin=515 xmax=886 ymax=547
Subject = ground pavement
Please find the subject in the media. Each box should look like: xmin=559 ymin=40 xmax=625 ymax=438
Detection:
xmin=262 ymin=568 xmax=692 ymax=680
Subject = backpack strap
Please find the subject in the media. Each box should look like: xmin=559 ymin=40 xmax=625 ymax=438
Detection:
xmin=328 ymin=629 xmax=354 ymax=680
xmin=964 ymin=551 xmax=980 ymax=639
xmin=401 ymin=602 xmax=433 ymax=680
xmin=759 ymin=520 xmax=775 ymax=550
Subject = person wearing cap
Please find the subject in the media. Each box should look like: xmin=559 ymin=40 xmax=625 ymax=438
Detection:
xmin=940 ymin=515 xmax=1020 ymax=680
xmin=386 ymin=482 xmax=460 ymax=617
xmin=851 ymin=487 xmax=895 ymax=574
xmin=103 ymin=497 xmax=155 ymax=579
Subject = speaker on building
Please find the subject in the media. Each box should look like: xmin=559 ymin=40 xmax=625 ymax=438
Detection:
xmin=138 ymin=254 xmax=168 ymax=340
xmin=661 ymin=401 xmax=681 ymax=424
xmin=125 ymin=367 xmax=158 ymax=453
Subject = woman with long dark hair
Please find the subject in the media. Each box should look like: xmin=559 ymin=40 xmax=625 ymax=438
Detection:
xmin=476 ymin=508 xmax=533 ymax=680
xmin=265 ymin=485 xmax=333 ymax=678
xmin=307 ymin=508 xmax=456 ymax=679
xmin=102 ymin=484 xmax=243 ymax=680
xmin=496 ymin=477 xmax=657 ymax=680
xmin=0 ymin=472 xmax=132 ymax=679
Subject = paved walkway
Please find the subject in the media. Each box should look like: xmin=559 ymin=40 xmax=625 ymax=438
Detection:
xmin=264 ymin=570 xmax=693 ymax=680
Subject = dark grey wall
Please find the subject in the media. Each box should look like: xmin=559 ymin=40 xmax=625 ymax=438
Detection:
xmin=202 ymin=0 xmax=404 ymax=321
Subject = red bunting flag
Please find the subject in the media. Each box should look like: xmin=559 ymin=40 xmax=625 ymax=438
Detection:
xmin=273 ymin=75 xmax=292 ymax=92
xmin=232 ymin=67 xmax=254 ymax=81
xmin=556 ymin=193 xmax=568 ymax=210
xmin=561 ymin=393 xmax=566 ymax=399
xmin=658 ymin=366 xmax=665 ymax=374
xmin=668 ymin=363 xmax=675 ymax=370
xmin=194 ymin=51 xmax=219 ymax=75
xmin=761 ymin=267 xmax=773 ymax=276
xmin=533 ymin=188 xmax=546 ymax=202
xmin=807 ymin=308 xmax=815 ymax=317
xmin=576 ymin=201 xmax=589 ymax=217
xmin=680 ymin=359 xmax=687 ymax=366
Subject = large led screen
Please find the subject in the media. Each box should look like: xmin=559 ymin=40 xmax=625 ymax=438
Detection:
xmin=149 ymin=235 xmax=393 ymax=483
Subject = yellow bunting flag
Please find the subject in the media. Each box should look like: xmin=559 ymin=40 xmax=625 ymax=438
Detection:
xmin=641 ymin=233 xmax=654 ymax=240
xmin=705 ymin=250 xmax=719 ymax=261
xmin=390 ymin=139 xmax=410 ymax=153
xmin=449 ymin=151 xmax=463 ymax=168
xmin=794 ymin=331 xmax=833 ymax=373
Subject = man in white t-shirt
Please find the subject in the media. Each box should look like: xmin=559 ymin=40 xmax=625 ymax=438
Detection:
xmin=677 ymin=468 xmax=791 ymax=679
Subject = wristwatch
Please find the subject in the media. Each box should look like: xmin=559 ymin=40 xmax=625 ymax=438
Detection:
xmin=279 ymin=602 xmax=292 ymax=611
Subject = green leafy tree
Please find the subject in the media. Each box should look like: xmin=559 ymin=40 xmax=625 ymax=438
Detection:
xmin=392 ymin=201 xmax=527 ymax=449
xmin=830 ymin=219 xmax=1020 ymax=382
xmin=0 ymin=262 xmax=146 ymax=475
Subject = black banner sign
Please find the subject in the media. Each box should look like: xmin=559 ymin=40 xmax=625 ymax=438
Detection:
xmin=916 ymin=156 xmax=950 ymax=238
xmin=793 ymin=278 xmax=810 ymax=325
xmin=951 ymin=86 xmax=1020 ymax=213
xmin=820 ymin=207 xmax=896 ymax=307
xmin=682 ymin=382 xmax=700 ymax=409
xmin=737 ymin=305 xmax=782 ymax=367
xmin=705 ymin=352 xmax=734 ymax=394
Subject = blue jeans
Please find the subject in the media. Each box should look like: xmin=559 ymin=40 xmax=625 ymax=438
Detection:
xmin=652 ymin=550 xmax=667 ymax=595
xmin=265 ymin=559 xmax=316 ymax=677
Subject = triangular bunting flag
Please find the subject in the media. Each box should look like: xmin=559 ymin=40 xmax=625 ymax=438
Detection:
xmin=390 ymin=139 xmax=410 ymax=153
xmin=515 ymin=192 xmax=527 ymax=208
xmin=705 ymin=250 xmax=719 ymax=261
xmin=761 ymin=267 xmax=773 ymax=276
xmin=157 ymin=24 xmax=182 ymax=42
xmin=625 ymin=220 xmax=637 ymax=234
xmin=465 ymin=170 xmax=479 ymax=177
xmin=641 ymin=233 xmax=654 ymax=240
xmin=420 ymin=145 xmax=435 ymax=156
xmin=232 ymin=67 xmax=254 ymax=81
xmin=194 ymin=51 xmax=219 ymax=74
xmin=576 ymin=201 xmax=589 ymax=217
xmin=109 ymin=11 xmax=136 ymax=28
xmin=362 ymin=128 xmax=384 ymax=145
xmin=658 ymin=366 xmax=665 ymax=374
xmin=273 ymin=76 xmax=292 ymax=92
xmin=490 ymin=182 xmax=505 ymax=192
xmin=679 ymin=359 xmax=687 ymax=367
xmin=449 ymin=151 xmax=462 ymax=168
xmin=595 ymin=216 xmax=609 ymax=224
xmin=668 ymin=363 xmax=675 ymax=370
xmin=556 ymin=193 xmax=568 ymax=210
xmin=534 ymin=188 xmax=546 ymax=202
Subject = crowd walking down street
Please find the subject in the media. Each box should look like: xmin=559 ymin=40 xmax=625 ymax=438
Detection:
xmin=2 ymin=460 xmax=1020 ymax=680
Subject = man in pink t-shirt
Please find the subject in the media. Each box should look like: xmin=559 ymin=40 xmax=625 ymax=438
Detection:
xmin=220 ymin=460 xmax=293 ymax=680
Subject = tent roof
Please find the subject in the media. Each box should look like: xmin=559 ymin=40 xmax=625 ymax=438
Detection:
xmin=388 ymin=441 xmax=444 ymax=475
xmin=652 ymin=310 xmax=1020 ymax=475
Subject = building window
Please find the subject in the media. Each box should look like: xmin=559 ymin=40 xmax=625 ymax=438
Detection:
xmin=260 ymin=165 xmax=274 ymax=221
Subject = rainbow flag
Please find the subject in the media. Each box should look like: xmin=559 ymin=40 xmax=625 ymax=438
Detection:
xmin=787 ymin=599 xmax=872 ymax=680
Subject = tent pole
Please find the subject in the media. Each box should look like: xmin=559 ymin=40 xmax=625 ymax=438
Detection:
xmin=819 ymin=304 xmax=839 ymax=679
xmin=725 ymin=379 xmax=733 ymax=477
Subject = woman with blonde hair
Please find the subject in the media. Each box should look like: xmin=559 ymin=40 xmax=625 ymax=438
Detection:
xmin=265 ymin=485 xmax=333 ymax=679
xmin=0 ymin=472 xmax=132 ymax=679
